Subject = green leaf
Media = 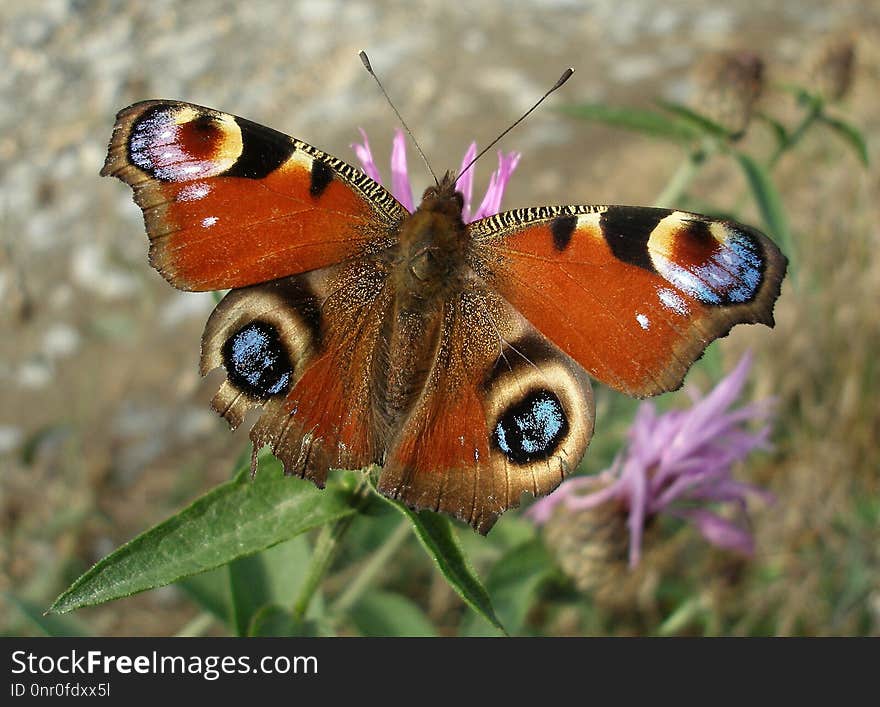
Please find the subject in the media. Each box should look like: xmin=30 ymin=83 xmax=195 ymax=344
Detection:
xmin=559 ymin=103 xmax=700 ymax=143
xmin=49 ymin=458 xmax=358 ymax=614
xmin=733 ymin=152 xmax=795 ymax=262
xmin=349 ymin=590 xmax=437 ymax=637
xmin=371 ymin=484 xmax=505 ymax=634
xmin=4 ymin=593 xmax=89 ymax=636
xmin=228 ymin=535 xmax=311 ymax=636
xmin=820 ymin=115 xmax=869 ymax=166
xmin=460 ymin=539 xmax=554 ymax=636
xmin=656 ymin=99 xmax=733 ymax=139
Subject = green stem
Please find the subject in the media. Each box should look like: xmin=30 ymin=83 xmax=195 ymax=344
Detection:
xmin=174 ymin=611 xmax=216 ymax=637
xmin=291 ymin=478 xmax=369 ymax=620
xmin=766 ymin=100 xmax=823 ymax=169
xmin=656 ymin=595 xmax=704 ymax=636
xmin=332 ymin=519 xmax=412 ymax=615
xmin=652 ymin=148 xmax=708 ymax=208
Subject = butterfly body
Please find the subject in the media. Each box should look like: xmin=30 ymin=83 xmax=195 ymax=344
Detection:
xmin=103 ymin=100 xmax=786 ymax=533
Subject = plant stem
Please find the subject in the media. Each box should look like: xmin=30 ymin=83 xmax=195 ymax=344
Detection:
xmin=332 ymin=519 xmax=412 ymax=614
xmin=656 ymin=595 xmax=704 ymax=636
xmin=652 ymin=148 xmax=708 ymax=208
xmin=766 ymin=101 xmax=823 ymax=169
xmin=174 ymin=611 xmax=216 ymax=637
xmin=290 ymin=478 xmax=370 ymax=620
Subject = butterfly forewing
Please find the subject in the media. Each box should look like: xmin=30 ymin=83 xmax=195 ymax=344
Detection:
xmin=469 ymin=205 xmax=787 ymax=398
xmin=102 ymin=100 xmax=406 ymax=291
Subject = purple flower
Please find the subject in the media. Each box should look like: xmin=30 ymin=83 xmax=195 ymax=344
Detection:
xmin=529 ymin=352 xmax=775 ymax=567
xmin=352 ymin=128 xmax=521 ymax=220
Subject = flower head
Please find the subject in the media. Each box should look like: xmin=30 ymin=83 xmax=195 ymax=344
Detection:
xmin=809 ymin=36 xmax=856 ymax=102
xmin=529 ymin=352 xmax=775 ymax=567
xmin=352 ymin=129 xmax=521 ymax=220
xmin=692 ymin=50 xmax=765 ymax=139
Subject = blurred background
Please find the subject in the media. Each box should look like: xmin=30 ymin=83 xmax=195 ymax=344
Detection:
xmin=1 ymin=0 xmax=878 ymax=636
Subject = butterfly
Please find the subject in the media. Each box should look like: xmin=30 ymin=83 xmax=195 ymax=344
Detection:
xmin=101 ymin=98 xmax=786 ymax=534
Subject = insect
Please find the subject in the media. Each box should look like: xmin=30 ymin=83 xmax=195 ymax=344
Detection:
xmin=101 ymin=59 xmax=786 ymax=534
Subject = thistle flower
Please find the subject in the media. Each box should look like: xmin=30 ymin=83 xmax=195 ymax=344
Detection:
xmin=352 ymin=128 xmax=521 ymax=220
xmin=691 ymin=50 xmax=765 ymax=139
xmin=530 ymin=352 xmax=775 ymax=569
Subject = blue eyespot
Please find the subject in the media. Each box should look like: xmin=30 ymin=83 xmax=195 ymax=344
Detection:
xmin=222 ymin=321 xmax=292 ymax=399
xmin=493 ymin=390 xmax=568 ymax=464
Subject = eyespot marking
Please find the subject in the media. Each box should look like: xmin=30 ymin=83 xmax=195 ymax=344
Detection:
xmin=222 ymin=321 xmax=292 ymax=400
xmin=649 ymin=216 xmax=765 ymax=305
xmin=493 ymin=389 xmax=569 ymax=465
xmin=128 ymin=105 xmax=240 ymax=182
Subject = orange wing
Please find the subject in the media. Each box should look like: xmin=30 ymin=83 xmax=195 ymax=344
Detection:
xmin=102 ymin=100 xmax=406 ymax=291
xmin=469 ymin=206 xmax=787 ymax=397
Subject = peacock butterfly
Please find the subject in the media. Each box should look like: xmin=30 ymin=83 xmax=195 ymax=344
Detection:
xmin=101 ymin=74 xmax=786 ymax=534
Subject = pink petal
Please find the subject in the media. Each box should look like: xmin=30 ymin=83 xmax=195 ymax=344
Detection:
xmin=351 ymin=128 xmax=383 ymax=184
xmin=472 ymin=151 xmax=521 ymax=220
xmin=391 ymin=129 xmax=415 ymax=212
xmin=625 ymin=459 xmax=649 ymax=567
xmin=562 ymin=479 xmax=622 ymax=513
xmin=674 ymin=509 xmax=755 ymax=556
xmin=688 ymin=479 xmax=776 ymax=506
xmin=457 ymin=142 xmax=478 ymax=222
xmin=526 ymin=473 xmax=613 ymax=524
xmin=674 ymin=352 xmax=753 ymax=446
xmin=526 ymin=488 xmax=570 ymax=524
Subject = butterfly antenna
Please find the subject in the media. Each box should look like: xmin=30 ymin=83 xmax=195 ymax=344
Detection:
xmin=359 ymin=50 xmax=439 ymax=187
xmin=456 ymin=67 xmax=575 ymax=186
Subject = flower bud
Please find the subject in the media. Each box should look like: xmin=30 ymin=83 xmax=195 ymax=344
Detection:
xmin=809 ymin=37 xmax=856 ymax=102
xmin=544 ymin=499 xmax=630 ymax=595
xmin=692 ymin=50 xmax=765 ymax=139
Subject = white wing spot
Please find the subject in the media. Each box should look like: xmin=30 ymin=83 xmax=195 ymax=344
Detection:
xmin=636 ymin=313 xmax=650 ymax=330
xmin=201 ymin=216 xmax=218 ymax=228
xmin=177 ymin=183 xmax=211 ymax=202
xmin=658 ymin=288 xmax=690 ymax=315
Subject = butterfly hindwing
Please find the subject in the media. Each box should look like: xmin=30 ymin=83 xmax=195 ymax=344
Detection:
xmin=377 ymin=280 xmax=594 ymax=534
xmin=201 ymin=257 xmax=392 ymax=485
xmin=469 ymin=206 xmax=787 ymax=397
xmin=102 ymin=100 xmax=407 ymax=291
